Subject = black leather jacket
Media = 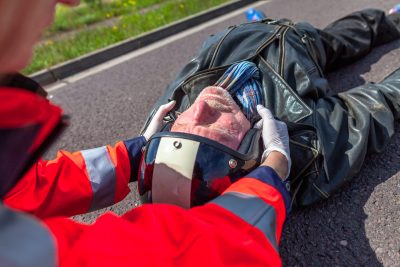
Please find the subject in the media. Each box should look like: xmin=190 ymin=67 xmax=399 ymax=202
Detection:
xmin=142 ymin=9 xmax=400 ymax=208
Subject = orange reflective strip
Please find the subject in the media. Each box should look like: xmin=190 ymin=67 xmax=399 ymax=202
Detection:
xmin=223 ymin=178 xmax=286 ymax=245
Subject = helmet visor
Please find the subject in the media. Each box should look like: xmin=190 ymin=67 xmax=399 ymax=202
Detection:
xmin=138 ymin=132 xmax=258 ymax=208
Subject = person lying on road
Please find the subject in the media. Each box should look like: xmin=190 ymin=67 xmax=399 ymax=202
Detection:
xmin=141 ymin=8 xmax=400 ymax=209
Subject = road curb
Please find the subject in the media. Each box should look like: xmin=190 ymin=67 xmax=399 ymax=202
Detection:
xmin=31 ymin=0 xmax=259 ymax=86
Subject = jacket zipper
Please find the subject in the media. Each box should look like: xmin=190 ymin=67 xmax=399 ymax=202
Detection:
xmin=254 ymin=25 xmax=284 ymax=55
xmin=301 ymin=34 xmax=324 ymax=76
xmin=279 ymin=26 xmax=290 ymax=77
xmin=209 ymin=25 xmax=237 ymax=67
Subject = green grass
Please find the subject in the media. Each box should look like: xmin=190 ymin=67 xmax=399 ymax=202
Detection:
xmin=47 ymin=0 xmax=167 ymax=35
xmin=25 ymin=0 xmax=231 ymax=75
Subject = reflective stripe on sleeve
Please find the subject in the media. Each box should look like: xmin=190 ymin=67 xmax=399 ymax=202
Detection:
xmin=211 ymin=192 xmax=278 ymax=251
xmin=81 ymin=146 xmax=116 ymax=211
xmin=0 ymin=205 xmax=56 ymax=267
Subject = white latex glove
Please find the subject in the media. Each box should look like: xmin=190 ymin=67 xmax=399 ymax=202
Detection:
xmin=142 ymin=101 xmax=176 ymax=141
xmin=256 ymin=105 xmax=291 ymax=179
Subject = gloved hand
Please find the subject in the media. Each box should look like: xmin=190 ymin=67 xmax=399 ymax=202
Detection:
xmin=143 ymin=101 xmax=176 ymax=141
xmin=256 ymin=105 xmax=291 ymax=179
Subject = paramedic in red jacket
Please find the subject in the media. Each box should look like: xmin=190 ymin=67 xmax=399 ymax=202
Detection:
xmin=0 ymin=0 xmax=290 ymax=266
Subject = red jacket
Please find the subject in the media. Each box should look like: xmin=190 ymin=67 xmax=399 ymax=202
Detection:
xmin=0 ymin=87 xmax=290 ymax=267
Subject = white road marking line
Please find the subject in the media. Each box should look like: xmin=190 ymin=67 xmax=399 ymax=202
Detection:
xmin=45 ymin=0 xmax=268 ymax=93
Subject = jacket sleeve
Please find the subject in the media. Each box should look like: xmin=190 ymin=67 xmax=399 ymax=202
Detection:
xmin=3 ymin=136 xmax=146 ymax=219
xmin=299 ymin=67 xmax=400 ymax=205
xmin=44 ymin=166 xmax=290 ymax=267
xmin=316 ymin=9 xmax=400 ymax=71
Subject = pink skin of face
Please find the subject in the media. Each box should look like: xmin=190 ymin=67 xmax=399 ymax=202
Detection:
xmin=171 ymin=86 xmax=250 ymax=150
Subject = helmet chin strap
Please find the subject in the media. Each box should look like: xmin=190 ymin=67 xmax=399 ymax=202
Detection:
xmin=151 ymin=137 xmax=200 ymax=209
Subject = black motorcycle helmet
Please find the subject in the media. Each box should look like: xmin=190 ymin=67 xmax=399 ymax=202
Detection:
xmin=138 ymin=119 xmax=263 ymax=208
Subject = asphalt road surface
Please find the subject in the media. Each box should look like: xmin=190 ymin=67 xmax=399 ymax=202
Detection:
xmin=45 ymin=0 xmax=400 ymax=266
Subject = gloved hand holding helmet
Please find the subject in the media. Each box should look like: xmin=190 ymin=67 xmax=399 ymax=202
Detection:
xmin=142 ymin=100 xmax=176 ymax=141
xmin=256 ymin=105 xmax=291 ymax=180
